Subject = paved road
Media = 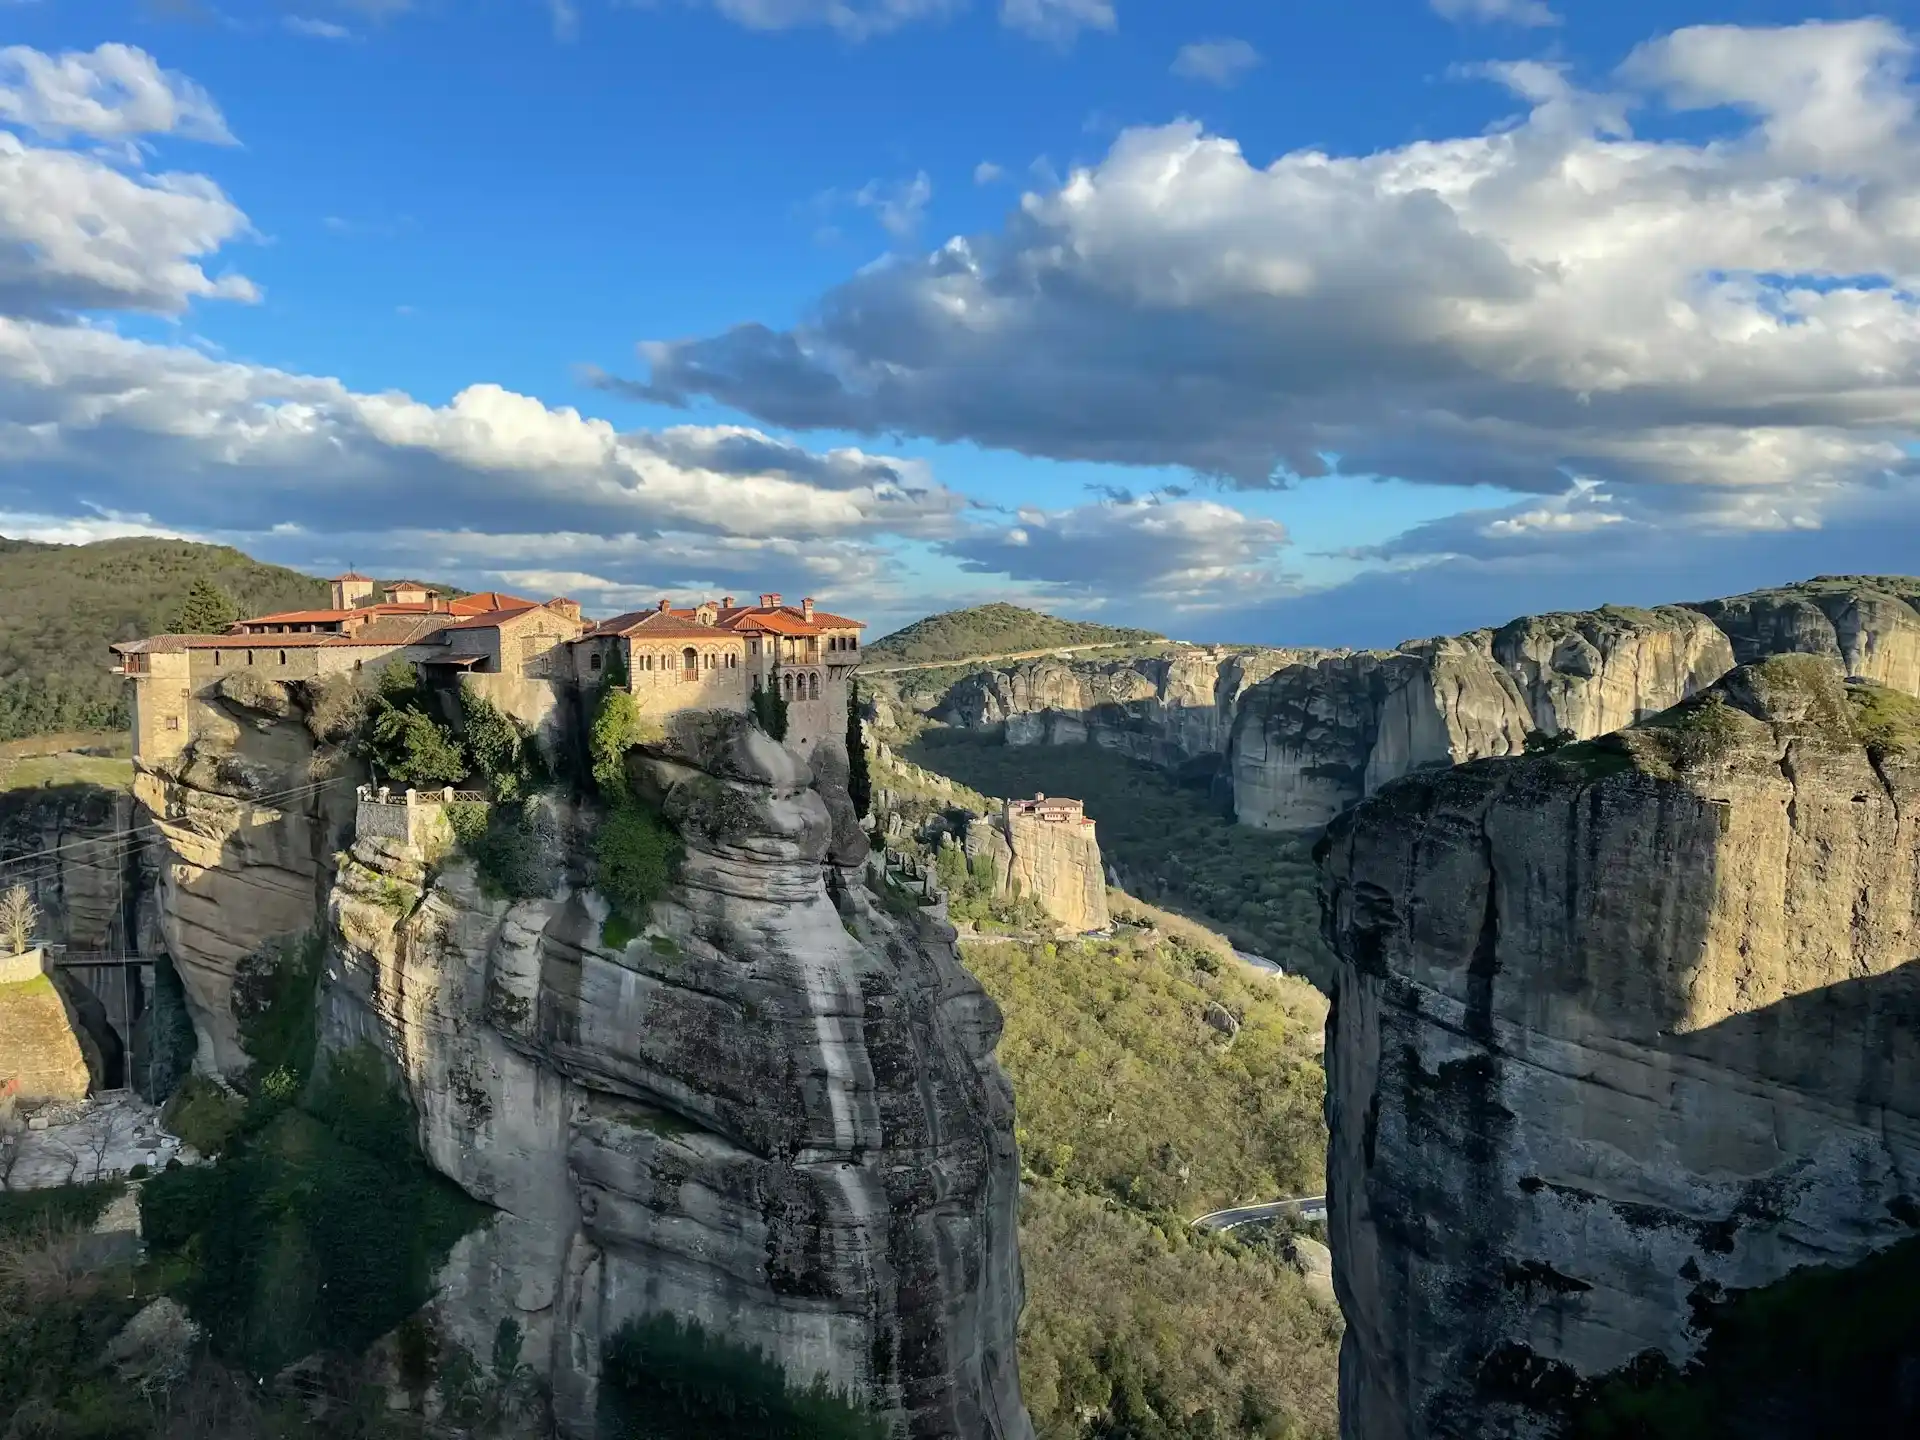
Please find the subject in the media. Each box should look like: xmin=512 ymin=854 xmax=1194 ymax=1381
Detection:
xmin=858 ymin=641 xmax=1140 ymax=676
xmin=1191 ymin=1195 xmax=1328 ymax=1231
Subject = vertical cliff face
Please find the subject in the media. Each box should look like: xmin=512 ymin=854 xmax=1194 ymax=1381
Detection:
xmin=0 ymin=783 xmax=137 ymax=952
xmin=938 ymin=649 xmax=1307 ymax=775
xmin=136 ymin=707 xmax=359 ymax=1078
xmin=320 ymin=712 xmax=1033 ymax=1440
xmin=963 ymin=804 xmax=1110 ymax=934
xmin=921 ymin=580 xmax=1920 ymax=838
xmin=1318 ymin=657 xmax=1920 ymax=1439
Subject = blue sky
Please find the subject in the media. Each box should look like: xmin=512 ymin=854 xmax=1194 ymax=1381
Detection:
xmin=4 ymin=0 xmax=1920 ymax=644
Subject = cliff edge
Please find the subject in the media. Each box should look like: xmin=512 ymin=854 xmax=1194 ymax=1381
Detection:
xmin=1319 ymin=655 xmax=1920 ymax=1438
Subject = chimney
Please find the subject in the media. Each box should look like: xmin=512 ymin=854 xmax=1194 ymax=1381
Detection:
xmin=759 ymin=593 xmax=781 ymax=609
xmin=657 ymin=598 xmax=672 ymax=612
xmin=802 ymin=597 xmax=815 ymax=622
xmin=431 ymin=594 xmax=449 ymax=613
xmin=722 ymin=595 xmax=735 ymax=609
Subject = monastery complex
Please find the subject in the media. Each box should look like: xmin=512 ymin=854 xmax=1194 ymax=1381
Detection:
xmin=113 ymin=574 xmax=865 ymax=765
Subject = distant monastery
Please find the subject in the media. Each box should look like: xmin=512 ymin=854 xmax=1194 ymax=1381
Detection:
xmin=112 ymin=574 xmax=865 ymax=765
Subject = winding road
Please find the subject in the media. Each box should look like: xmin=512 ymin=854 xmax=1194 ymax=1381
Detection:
xmin=1190 ymin=1195 xmax=1328 ymax=1232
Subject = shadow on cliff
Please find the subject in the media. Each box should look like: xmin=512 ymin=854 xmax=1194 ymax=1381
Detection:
xmin=1324 ymin=740 xmax=1920 ymax=1440
xmin=1558 ymin=958 xmax=1920 ymax=1440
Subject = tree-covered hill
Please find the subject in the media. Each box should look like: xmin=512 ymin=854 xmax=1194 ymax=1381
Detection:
xmin=865 ymin=602 xmax=1163 ymax=666
xmin=0 ymin=537 xmax=329 ymax=741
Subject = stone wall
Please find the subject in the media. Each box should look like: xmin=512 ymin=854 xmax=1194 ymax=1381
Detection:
xmin=0 ymin=948 xmax=46 ymax=984
xmin=0 ymin=967 xmax=91 ymax=1102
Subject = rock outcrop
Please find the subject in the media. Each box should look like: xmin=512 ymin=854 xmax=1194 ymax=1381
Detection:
xmin=0 ymin=969 xmax=92 ymax=1102
xmin=921 ymin=578 xmax=1920 ymax=836
xmin=320 ymin=711 xmax=1033 ymax=1440
xmin=136 ymin=690 xmax=362 ymax=1078
xmin=0 ymin=782 xmax=137 ymax=952
xmin=962 ymin=798 xmax=1110 ymax=934
xmin=1319 ymin=655 xmax=1920 ymax=1438
xmin=937 ymin=648 xmax=1308 ymax=781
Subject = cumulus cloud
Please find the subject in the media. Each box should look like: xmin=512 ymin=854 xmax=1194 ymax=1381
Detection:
xmin=942 ymin=493 xmax=1289 ymax=608
xmin=973 ymin=160 xmax=1003 ymax=185
xmin=630 ymin=18 xmax=1920 ymax=560
xmin=999 ymin=0 xmax=1114 ymax=45
xmin=0 ymin=134 xmax=257 ymax=317
xmin=1430 ymin=0 xmax=1558 ymax=27
xmin=0 ymin=43 xmax=234 ymax=143
xmin=1171 ymin=38 xmax=1261 ymax=88
xmin=694 ymin=0 xmax=960 ymax=40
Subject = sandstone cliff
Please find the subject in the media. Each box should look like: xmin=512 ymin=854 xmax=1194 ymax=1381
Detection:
xmin=1319 ymin=655 xmax=1920 ymax=1438
xmin=136 ymin=679 xmax=362 ymax=1078
xmin=923 ymin=577 xmax=1920 ymax=836
xmin=937 ymin=648 xmax=1309 ymax=780
xmin=962 ymin=802 xmax=1111 ymax=935
xmin=0 ymin=782 xmax=137 ymax=952
xmin=319 ymin=711 xmax=1033 ymax=1440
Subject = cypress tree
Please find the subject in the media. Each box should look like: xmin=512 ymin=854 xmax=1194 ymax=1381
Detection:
xmin=169 ymin=577 xmax=239 ymax=634
xmin=847 ymin=681 xmax=871 ymax=817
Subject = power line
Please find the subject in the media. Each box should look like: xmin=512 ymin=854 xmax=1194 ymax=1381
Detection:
xmin=0 ymin=773 xmax=355 ymax=873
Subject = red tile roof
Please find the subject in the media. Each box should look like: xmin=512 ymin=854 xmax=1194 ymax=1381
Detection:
xmin=330 ymin=572 xmax=373 ymax=582
xmin=237 ymin=608 xmax=358 ymax=625
xmin=448 ymin=590 xmax=537 ymax=616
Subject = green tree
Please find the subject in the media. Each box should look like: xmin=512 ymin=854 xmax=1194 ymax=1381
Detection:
xmin=460 ymin=687 xmax=541 ymax=800
xmin=847 ymin=681 xmax=871 ymax=817
xmin=592 ymin=687 xmax=643 ymax=801
xmin=364 ymin=703 xmax=467 ymax=787
xmin=751 ymin=669 xmax=789 ymax=741
xmin=596 ymin=800 xmax=681 ymax=927
xmin=168 ymin=577 xmax=239 ymax=634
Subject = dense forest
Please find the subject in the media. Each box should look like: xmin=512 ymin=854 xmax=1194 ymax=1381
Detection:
xmin=0 ymin=538 xmax=328 ymax=741
xmin=865 ymin=602 xmax=1163 ymax=666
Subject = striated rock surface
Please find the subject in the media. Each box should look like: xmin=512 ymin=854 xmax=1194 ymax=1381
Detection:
xmin=916 ymin=578 xmax=1920 ymax=836
xmin=319 ymin=711 xmax=1033 ymax=1440
xmin=0 ymin=783 xmax=137 ymax=952
xmin=938 ymin=649 xmax=1309 ymax=779
xmin=137 ymin=691 xmax=361 ymax=1078
xmin=962 ymin=800 xmax=1110 ymax=935
xmin=1319 ymin=655 xmax=1920 ymax=1439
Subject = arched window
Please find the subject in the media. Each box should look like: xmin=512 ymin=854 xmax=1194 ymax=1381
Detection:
xmin=278 ymin=650 xmax=288 ymax=666
xmin=781 ymin=672 xmax=794 ymax=699
xmin=703 ymin=651 xmax=714 ymax=671
xmin=682 ymin=646 xmax=698 ymax=680
xmin=809 ymin=672 xmax=820 ymax=700
xmin=590 ymin=652 xmax=602 ymax=672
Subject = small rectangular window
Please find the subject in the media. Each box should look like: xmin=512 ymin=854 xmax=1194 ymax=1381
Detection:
xmin=165 ymin=715 xmax=181 ymax=731
xmin=213 ymin=650 xmax=222 ymax=666
xmin=590 ymin=652 xmax=602 ymax=671
xmin=278 ymin=650 xmax=288 ymax=665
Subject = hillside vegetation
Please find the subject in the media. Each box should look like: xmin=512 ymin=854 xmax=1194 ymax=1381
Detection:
xmin=0 ymin=538 xmax=328 ymax=741
xmin=865 ymin=602 xmax=1163 ymax=666
xmin=962 ymin=904 xmax=1338 ymax=1440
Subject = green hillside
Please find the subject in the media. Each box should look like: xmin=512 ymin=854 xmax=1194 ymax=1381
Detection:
xmin=865 ymin=602 xmax=1163 ymax=666
xmin=0 ymin=537 xmax=328 ymax=741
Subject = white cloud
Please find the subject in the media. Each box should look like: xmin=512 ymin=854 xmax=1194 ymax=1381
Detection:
xmin=702 ymin=0 xmax=961 ymax=40
xmin=974 ymin=160 xmax=1003 ymax=185
xmin=1171 ymin=38 xmax=1261 ymax=88
xmin=284 ymin=17 xmax=354 ymax=40
xmin=999 ymin=0 xmax=1114 ymax=44
xmin=943 ymin=493 xmax=1289 ymax=607
xmin=0 ymin=132 xmax=256 ymax=316
xmin=853 ymin=170 xmax=932 ymax=240
xmin=0 ymin=43 xmax=234 ymax=143
xmin=1430 ymin=0 xmax=1559 ymax=28
xmin=633 ymin=18 xmax=1920 ymax=553
xmin=0 ymin=506 xmax=195 ymax=546
xmin=548 ymin=0 xmax=581 ymax=40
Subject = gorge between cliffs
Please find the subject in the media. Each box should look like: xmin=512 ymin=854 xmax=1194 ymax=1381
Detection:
xmin=8 ymin=572 xmax=1920 ymax=1439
